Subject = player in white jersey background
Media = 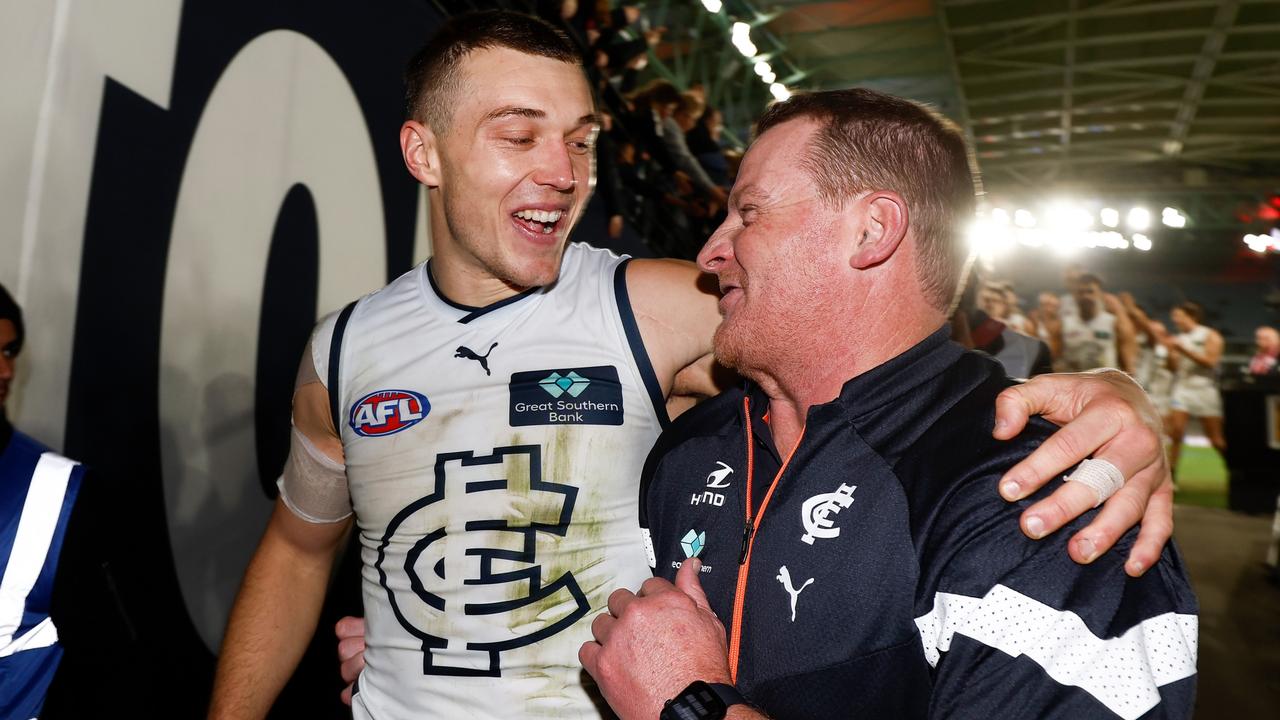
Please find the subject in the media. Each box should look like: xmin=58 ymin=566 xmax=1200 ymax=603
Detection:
xmin=1047 ymin=272 xmax=1137 ymax=374
xmin=1164 ymin=301 xmax=1226 ymax=482
xmin=209 ymin=11 xmax=1182 ymax=720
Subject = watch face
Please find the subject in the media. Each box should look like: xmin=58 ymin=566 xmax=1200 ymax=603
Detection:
xmin=660 ymin=680 xmax=729 ymax=720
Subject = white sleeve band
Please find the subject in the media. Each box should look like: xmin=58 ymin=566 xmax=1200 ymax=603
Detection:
xmin=278 ymin=425 xmax=352 ymax=523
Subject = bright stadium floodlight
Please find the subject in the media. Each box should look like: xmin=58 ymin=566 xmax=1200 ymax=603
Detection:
xmin=991 ymin=208 xmax=1010 ymax=226
xmin=769 ymin=83 xmax=790 ymax=102
xmin=761 ymin=71 xmax=776 ymax=84
xmin=754 ymin=60 xmax=772 ymax=77
xmin=1132 ymin=233 xmax=1152 ymax=251
xmin=1127 ymin=206 xmax=1151 ymax=231
xmin=1014 ymin=209 xmax=1036 ymax=228
xmin=1162 ymin=207 xmax=1186 ymax=228
xmin=701 ymin=0 xmax=723 ymax=12
xmin=1244 ymin=234 xmax=1268 ymax=253
xmin=1100 ymin=207 xmax=1119 ymax=228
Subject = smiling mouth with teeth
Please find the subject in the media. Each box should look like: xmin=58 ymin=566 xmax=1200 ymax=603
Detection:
xmin=513 ymin=208 xmax=565 ymax=235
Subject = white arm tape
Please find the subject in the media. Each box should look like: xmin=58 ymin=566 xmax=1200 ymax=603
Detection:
xmin=278 ymin=425 xmax=352 ymax=524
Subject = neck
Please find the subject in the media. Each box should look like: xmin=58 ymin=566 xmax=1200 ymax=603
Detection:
xmin=748 ymin=282 xmax=944 ymax=450
xmin=427 ymin=209 xmax=530 ymax=308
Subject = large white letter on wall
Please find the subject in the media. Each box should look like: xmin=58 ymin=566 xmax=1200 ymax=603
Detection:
xmin=160 ymin=30 xmax=386 ymax=651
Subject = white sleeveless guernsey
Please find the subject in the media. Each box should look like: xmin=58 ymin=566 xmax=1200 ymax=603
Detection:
xmin=1059 ymin=309 xmax=1118 ymax=371
xmin=319 ymin=243 xmax=664 ymax=719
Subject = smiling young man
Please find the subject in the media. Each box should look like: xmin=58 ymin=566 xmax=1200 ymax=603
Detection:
xmin=211 ymin=12 xmax=1179 ymax=720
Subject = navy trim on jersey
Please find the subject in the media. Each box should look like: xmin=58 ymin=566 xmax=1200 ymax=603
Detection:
xmin=328 ymin=301 xmax=357 ymax=435
xmin=424 ymin=260 xmax=540 ymax=324
xmin=613 ymin=260 xmax=671 ymax=429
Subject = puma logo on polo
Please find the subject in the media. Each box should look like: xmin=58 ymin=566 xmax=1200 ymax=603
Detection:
xmin=455 ymin=342 xmax=498 ymax=376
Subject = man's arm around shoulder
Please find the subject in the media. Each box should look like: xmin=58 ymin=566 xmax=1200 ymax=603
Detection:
xmin=625 ymin=258 xmax=731 ymax=416
xmin=919 ymin=429 xmax=1197 ymax=720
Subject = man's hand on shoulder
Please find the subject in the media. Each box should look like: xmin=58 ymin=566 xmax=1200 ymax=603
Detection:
xmin=991 ymin=369 xmax=1171 ymax=577
xmin=580 ymin=559 xmax=737 ymax=720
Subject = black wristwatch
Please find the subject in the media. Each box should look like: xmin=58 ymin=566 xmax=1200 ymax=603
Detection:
xmin=660 ymin=680 xmax=747 ymax=720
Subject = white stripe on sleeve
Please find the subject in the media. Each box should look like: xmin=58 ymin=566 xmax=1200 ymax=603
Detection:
xmin=915 ymin=585 xmax=1197 ymax=720
xmin=0 ymin=453 xmax=77 ymax=648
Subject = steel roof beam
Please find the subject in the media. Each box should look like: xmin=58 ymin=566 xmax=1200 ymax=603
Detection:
xmin=1172 ymin=0 xmax=1239 ymax=157
xmin=948 ymin=1 xmax=1224 ymax=36
xmin=935 ymin=0 xmax=985 ymax=197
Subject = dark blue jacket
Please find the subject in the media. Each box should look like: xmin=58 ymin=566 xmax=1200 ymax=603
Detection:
xmin=640 ymin=328 xmax=1196 ymax=719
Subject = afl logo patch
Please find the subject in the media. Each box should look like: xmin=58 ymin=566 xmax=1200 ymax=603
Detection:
xmin=349 ymin=389 xmax=431 ymax=437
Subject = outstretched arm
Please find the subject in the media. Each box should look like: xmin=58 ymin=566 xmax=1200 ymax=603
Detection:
xmin=992 ymin=370 xmax=1172 ymax=577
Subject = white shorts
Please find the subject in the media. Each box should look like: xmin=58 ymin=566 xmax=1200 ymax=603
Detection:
xmin=1170 ymin=377 xmax=1222 ymax=418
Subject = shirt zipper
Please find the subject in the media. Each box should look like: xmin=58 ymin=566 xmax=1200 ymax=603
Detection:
xmin=726 ymin=395 xmax=805 ymax=683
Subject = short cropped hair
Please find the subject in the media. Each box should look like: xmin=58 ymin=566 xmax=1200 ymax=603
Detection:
xmin=755 ymin=88 xmax=976 ymax=311
xmin=404 ymin=10 xmax=579 ymax=132
xmin=0 ymin=284 xmax=23 ymax=356
xmin=1178 ymin=301 xmax=1204 ymax=323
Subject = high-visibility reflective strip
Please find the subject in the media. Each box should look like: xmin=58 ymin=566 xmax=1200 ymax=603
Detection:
xmin=0 ymin=452 xmax=77 ymax=648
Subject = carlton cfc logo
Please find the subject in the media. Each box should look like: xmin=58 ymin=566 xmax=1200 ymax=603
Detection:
xmin=349 ymin=389 xmax=431 ymax=437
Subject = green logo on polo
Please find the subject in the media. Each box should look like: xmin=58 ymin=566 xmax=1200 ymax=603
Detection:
xmin=680 ymin=529 xmax=706 ymax=558
xmin=538 ymin=371 xmax=591 ymax=399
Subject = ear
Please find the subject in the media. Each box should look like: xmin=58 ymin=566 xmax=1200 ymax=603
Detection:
xmin=400 ymin=120 xmax=443 ymax=188
xmin=849 ymin=192 xmax=909 ymax=270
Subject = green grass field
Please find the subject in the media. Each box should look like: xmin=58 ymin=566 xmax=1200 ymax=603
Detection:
xmin=1174 ymin=446 xmax=1228 ymax=509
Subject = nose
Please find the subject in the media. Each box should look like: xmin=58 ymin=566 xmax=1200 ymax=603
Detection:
xmin=697 ymin=221 xmax=735 ymax=274
xmin=531 ymin=141 xmax=578 ymax=193
xmin=0 ymin=355 xmax=12 ymax=382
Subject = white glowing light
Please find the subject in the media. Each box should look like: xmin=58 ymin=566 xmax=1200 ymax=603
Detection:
xmin=1046 ymin=201 xmax=1093 ymax=231
xmin=990 ymin=208 xmax=1010 ymax=226
xmin=1014 ymin=209 xmax=1036 ymax=228
xmin=1244 ymin=234 xmax=1271 ymax=253
xmin=769 ymin=83 xmax=791 ymax=101
xmin=761 ymin=71 xmax=776 ymax=84
xmin=1127 ymin=206 xmax=1151 ymax=231
xmin=700 ymin=0 xmax=723 ymax=12
xmin=1132 ymin=233 xmax=1152 ymax=251
xmin=731 ymin=23 xmax=758 ymax=57
xmin=1161 ymin=207 xmax=1186 ymax=228
xmin=1100 ymin=207 xmax=1119 ymax=228
xmin=754 ymin=60 xmax=772 ymax=77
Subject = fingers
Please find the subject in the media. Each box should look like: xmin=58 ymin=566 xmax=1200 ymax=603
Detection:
xmin=992 ymin=384 xmax=1036 ymax=440
xmin=334 ymin=616 xmax=365 ymax=641
xmin=1001 ymin=405 xmax=1119 ymax=501
xmin=340 ymin=683 xmax=354 ymax=707
xmin=674 ymin=558 xmax=713 ymax=612
xmin=607 ymin=588 xmax=636 ymax=617
xmin=1124 ymin=479 xmax=1174 ymax=577
xmin=339 ymin=644 xmax=365 ymax=685
xmin=338 ymin=636 xmax=365 ymax=663
xmin=1018 ymin=479 xmax=1100 ymax=540
xmin=591 ymin=610 xmax=616 ymax=646
xmin=578 ymin=639 xmax=601 ymax=677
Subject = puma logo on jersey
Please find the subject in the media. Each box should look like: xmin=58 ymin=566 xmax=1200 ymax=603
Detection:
xmin=455 ymin=342 xmax=498 ymax=376
xmin=349 ymin=389 xmax=431 ymax=437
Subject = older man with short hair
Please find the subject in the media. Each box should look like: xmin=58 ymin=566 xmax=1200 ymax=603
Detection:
xmin=582 ymin=89 xmax=1196 ymax=720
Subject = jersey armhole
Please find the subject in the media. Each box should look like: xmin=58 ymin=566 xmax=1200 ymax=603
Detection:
xmin=613 ymin=259 xmax=671 ymax=429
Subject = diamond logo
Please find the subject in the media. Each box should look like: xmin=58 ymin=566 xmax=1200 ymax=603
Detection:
xmin=538 ymin=371 xmax=591 ymax=398
xmin=680 ymin=529 xmax=706 ymax=558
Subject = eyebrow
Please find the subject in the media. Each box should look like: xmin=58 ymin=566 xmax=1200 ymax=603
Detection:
xmin=481 ymin=107 xmax=601 ymax=129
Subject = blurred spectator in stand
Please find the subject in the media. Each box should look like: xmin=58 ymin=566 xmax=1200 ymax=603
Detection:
xmin=1248 ymin=325 xmax=1280 ymax=377
xmin=663 ymin=92 xmax=726 ymax=208
xmin=685 ymin=105 xmax=730 ymax=187
xmin=1002 ymin=283 xmax=1037 ymax=336
xmin=1030 ymin=291 xmax=1061 ymax=357
xmin=1163 ymin=301 xmax=1226 ymax=480
xmin=954 ymin=271 xmax=1053 ymax=378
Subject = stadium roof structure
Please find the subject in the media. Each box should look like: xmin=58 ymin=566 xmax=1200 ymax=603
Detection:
xmin=744 ymin=0 xmax=1280 ymax=232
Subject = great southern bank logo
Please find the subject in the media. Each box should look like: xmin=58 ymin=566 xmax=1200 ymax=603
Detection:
xmin=538 ymin=371 xmax=590 ymax=398
xmin=349 ymin=389 xmax=430 ymax=437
